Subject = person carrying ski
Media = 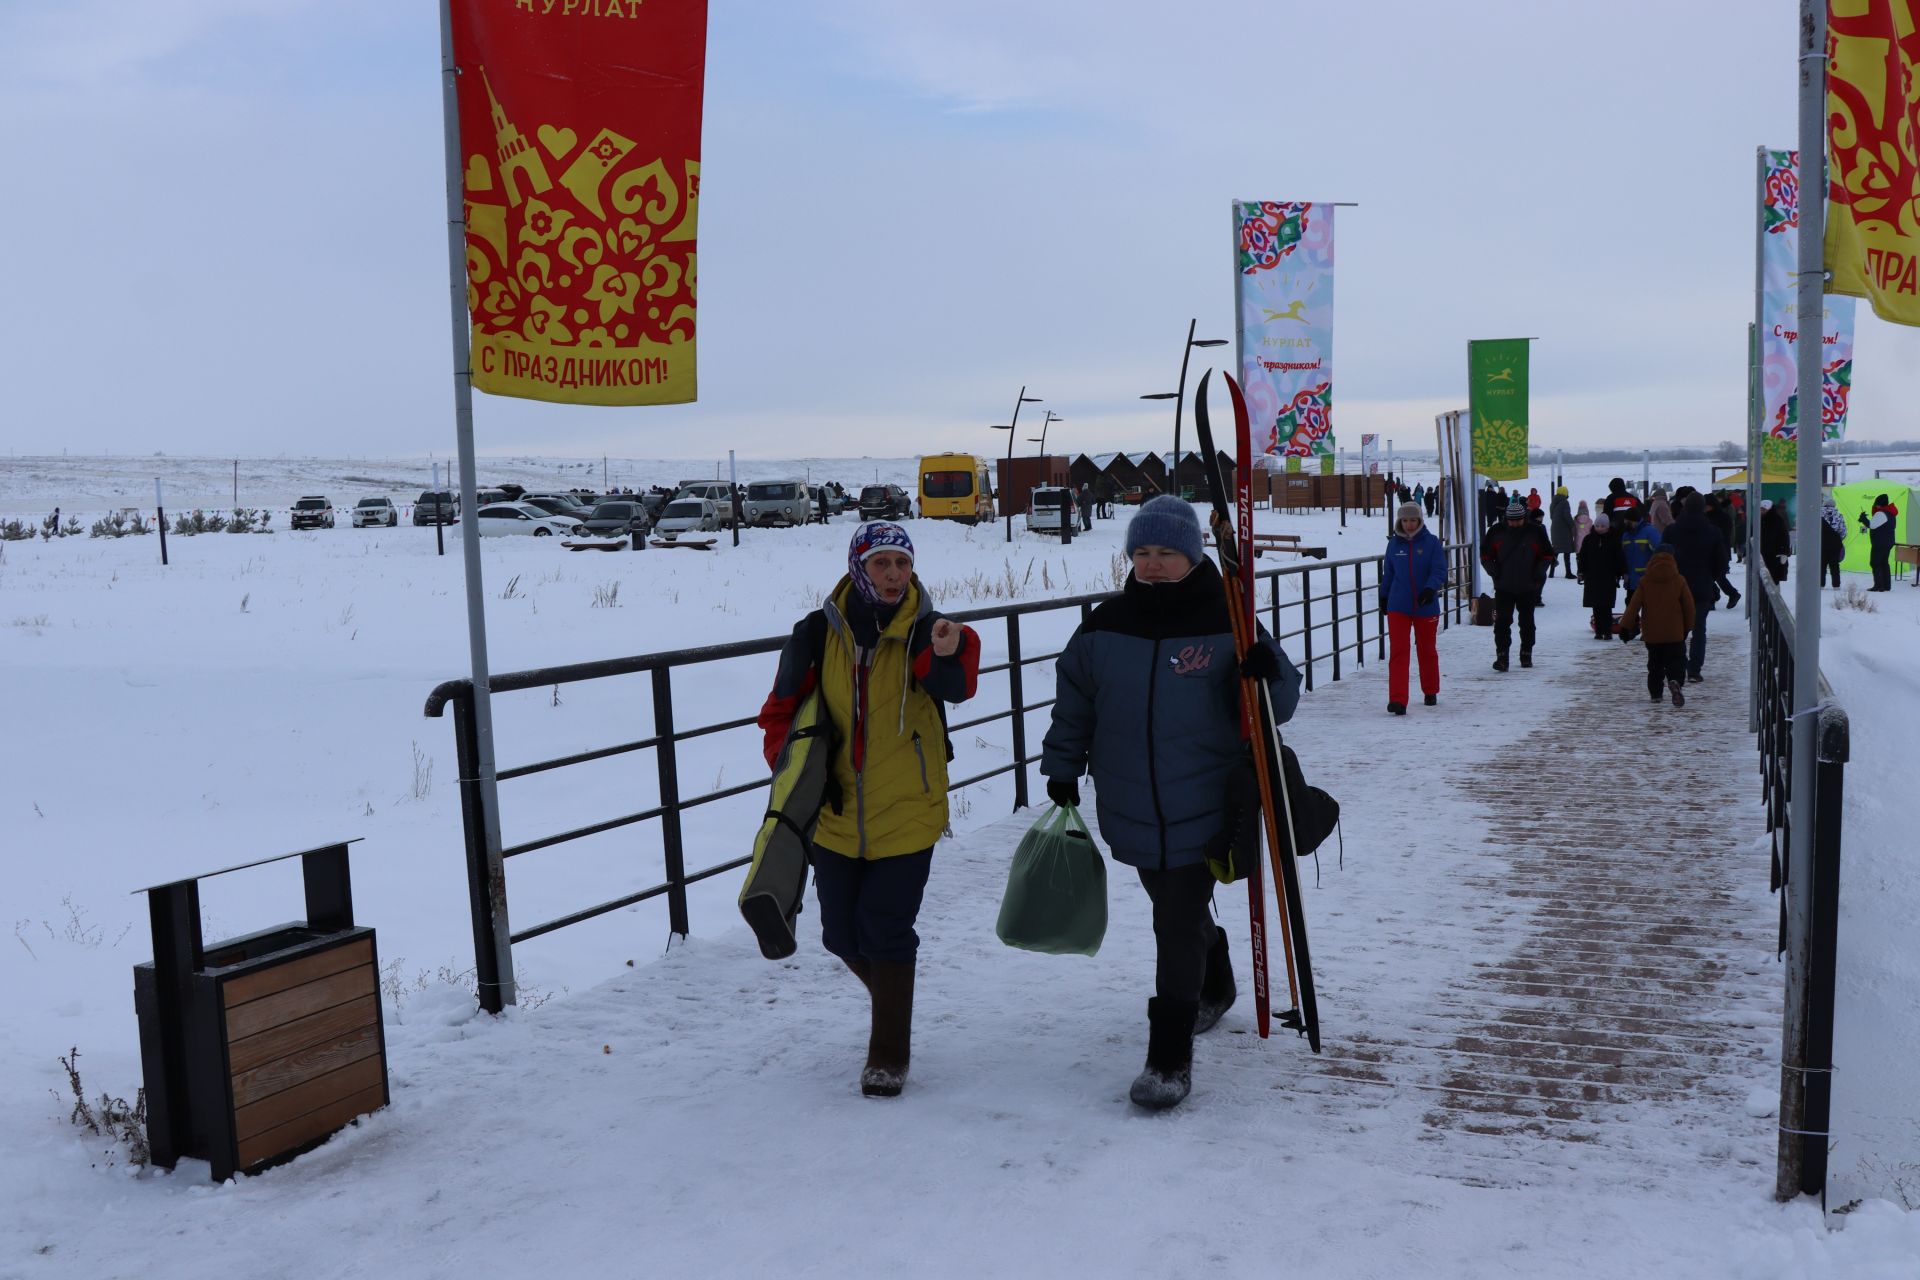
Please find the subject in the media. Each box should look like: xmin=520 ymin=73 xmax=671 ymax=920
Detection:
xmin=755 ymin=521 xmax=982 ymax=1098
xmin=1548 ymin=487 xmax=1575 ymax=578
xmin=1039 ymin=496 xmax=1301 ymax=1111
xmin=1578 ymin=512 xmax=1623 ymax=638
xmin=1620 ymin=507 xmax=1664 ymax=595
xmin=1378 ymin=500 xmax=1445 ymax=714
xmin=1479 ymin=498 xmax=1553 ymax=671
xmin=1657 ymin=494 xmax=1728 ymax=683
xmin=1619 ymin=546 xmax=1697 ymax=707
xmin=1820 ymin=495 xmax=1848 ymax=589
xmin=1760 ymin=500 xmax=1792 ymax=584
xmin=1861 ymin=492 xmax=1899 ymax=591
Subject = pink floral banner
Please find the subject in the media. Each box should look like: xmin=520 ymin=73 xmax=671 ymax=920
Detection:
xmin=1234 ymin=202 xmax=1334 ymax=457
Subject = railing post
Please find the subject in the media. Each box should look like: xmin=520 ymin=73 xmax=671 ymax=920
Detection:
xmin=1006 ymin=614 xmax=1030 ymax=810
xmin=1799 ymin=719 xmax=1846 ymax=1197
xmin=1268 ymin=573 xmax=1280 ymax=637
xmin=1329 ymin=566 xmax=1342 ymax=682
xmin=452 ymin=687 xmax=507 ymax=1014
xmin=1301 ymin=568 xmax=1315 ymax=692
xmin=652 ymin=667 xmax=690 ymax=937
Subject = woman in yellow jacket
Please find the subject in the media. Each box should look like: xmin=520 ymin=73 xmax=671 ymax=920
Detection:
xmin=757 ymin=521 xmax=981 ymax=1096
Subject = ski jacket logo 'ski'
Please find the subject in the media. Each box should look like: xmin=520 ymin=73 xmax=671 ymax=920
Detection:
xmin=1169 ymin=643 xmax=1215 ymax=676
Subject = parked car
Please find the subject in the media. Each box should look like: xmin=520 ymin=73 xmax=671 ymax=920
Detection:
xmin=674 ymin=481 xmax=738 ymax=527
xmin=653 ymin=497 xmax=720 ymax=537
xmin=1025 ymin=486 xmax=1078 ymax=534
xmin=473 ymin=502 xmax=582 ymax=537
xmin=580 ymin=499 xmax=652 ymax=538
xmin=290 ymin=496 xmax=335 ymax=530
xmin=524 ymin=493 xmax=594 ymax=522
xmin=413 ymin=491 xmax=459 ymax=525
xmin=742 ymin=479 xmax=810 ymax=527
xmin=352 ymin=497 xmax=398 ymax=528
xmin=858 ymin=483 xmax=913 ymax=521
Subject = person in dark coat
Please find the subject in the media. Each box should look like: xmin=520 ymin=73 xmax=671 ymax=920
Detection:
xmin=1760 ymin=500 xmax=1791 ymax=584
xmin=1378 ymin=501 xmax=1446 ymax=714
xmin=1703 ymin=494 xmax=1741 ymax=605
xmin=1578 ymin=513 xmax=1623 ymax=638
xmin=1479 ymin=498 xmax=1553 ymax=670
xmin=1620 ymin=547 xmax=1697 ymax=707
xmin=1041 ymin=496 xmax=1301 ymax=1111
xmin=1658 ymin=494 xmax=1729 ymax=681
xmin=1548 ymin=487 xmax=1575 ymax=578
xmin=1601 ymin=477 xmax=1643 ymax=543
xmin=1820 ymin=496 xmax=1847 ymax=589
xmin=1861 ymin=492 xmax=1900 ymax=591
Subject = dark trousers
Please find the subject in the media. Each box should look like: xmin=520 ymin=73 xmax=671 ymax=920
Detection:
xmin=1493 ymin=589 xmax=1537 ymax=655
xmin=810 ymin=846 xmax=932 ymax=963
xmin=1686 ymin=601 xmax=1709 ymax=677
xmin=1136 ymin=863 xmax=1219 ymax=1004
xmin=1590 ymin=605 xmax=1614 ymax=637
xmin=1871 ymin=545 xmax=1892 ymax=591
xmin=1645 ymin=641 xmax=1686 ymax=698
xmin=1825 ymin=558 xmax=1842 ymax=589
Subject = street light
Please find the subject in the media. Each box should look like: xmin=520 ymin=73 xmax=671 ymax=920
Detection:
xmin=1141 ymin=318 xmax=1227 ymax=499
xmin=1029 ymin=410 xmax=1061 ymax=457
xmin=990 ymin=385 xmax=1042 ymax=543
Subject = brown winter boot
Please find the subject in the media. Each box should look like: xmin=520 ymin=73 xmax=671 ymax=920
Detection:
xmin=843 ymin=956 xmax=873 ymax=993
xmin=861 ymin=961 xmax=915 ymax=1097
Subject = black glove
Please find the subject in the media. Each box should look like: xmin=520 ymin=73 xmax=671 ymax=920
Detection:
xmin=1046 ymin=776 xmax=1080 ymax=808
xmin=1238 ymin=644 xmax=1280 ymax=682
xmin=1620 ymin=628 xmax=1636 ymax=645
xmin=1416 ymin=587 xmax=1436 ymax=606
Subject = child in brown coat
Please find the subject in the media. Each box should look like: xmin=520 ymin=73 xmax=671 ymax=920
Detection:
xmin=1619 ymin=547 xmax=1697 ymax=707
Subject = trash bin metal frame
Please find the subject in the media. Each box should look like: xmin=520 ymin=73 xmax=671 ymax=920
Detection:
xmin=133 ymin=839 xmax=389 ymax=1182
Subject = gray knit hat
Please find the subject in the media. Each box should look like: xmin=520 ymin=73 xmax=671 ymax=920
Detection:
xmin=1396 ymin=501 xmax=1424 ymax=528
xmin=1505 ymin=499 xmax=1527 ymax=519
xmin=1125 ymin=495 xmax=1205 ymax=564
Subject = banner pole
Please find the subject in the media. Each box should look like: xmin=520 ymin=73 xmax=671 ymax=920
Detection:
xmin=1778 ymin=0 xmax=1828 ymax=1203
xmin=1749 ymin=147 xmax=1767 ymax=735
xmin=438 ymin=0 xmax=514 ymax=1009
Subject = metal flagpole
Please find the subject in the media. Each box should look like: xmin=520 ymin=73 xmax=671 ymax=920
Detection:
xmin=438 ymin=0 xmax=514 ymax=1008
xmin=1748 ymin=147 xmax=1767 ymax=735
xmin=1778 ymin=0 xmax=1827 ymax=1201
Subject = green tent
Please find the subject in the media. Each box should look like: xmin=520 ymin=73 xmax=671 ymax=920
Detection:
xmin=1830 ymin=482 xmax=1913 ymax=574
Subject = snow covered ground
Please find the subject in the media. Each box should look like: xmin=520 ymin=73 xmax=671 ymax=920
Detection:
xmin=2 ymin=456 xmax=1916 ymax=1276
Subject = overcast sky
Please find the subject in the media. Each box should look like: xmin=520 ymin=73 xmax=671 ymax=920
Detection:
xmin=3 ymin=0 xmax=1914 ymax=461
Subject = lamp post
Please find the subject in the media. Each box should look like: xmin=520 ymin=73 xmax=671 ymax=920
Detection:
xmin=1141 ymin=318 xmax=1228 ymax=499
xmin=1029 ymin=410 xmax=1060 ymax=457
xmin=990 ymin=385 xmax=1042 ymax=543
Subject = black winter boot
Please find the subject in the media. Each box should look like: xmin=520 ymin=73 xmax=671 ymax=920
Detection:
xmin=1519 ymin=649 xmax=1533 ymax=669
xmin=861 ymin=961 xmax=914 ymax=1097
xmin=1195 ymin=932 xmax=1236 ymax=1034
xmin=1491 ymin=653 xmax=1509 ymax=673
xmin=1129 ymin=997 xmax=1197 ymax=1110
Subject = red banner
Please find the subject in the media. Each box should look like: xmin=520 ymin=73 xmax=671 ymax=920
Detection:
xmin=1826 ymin=0 xmax=1920 ymax=328
xmin=452 ymin=0 xmax=707 ymax=405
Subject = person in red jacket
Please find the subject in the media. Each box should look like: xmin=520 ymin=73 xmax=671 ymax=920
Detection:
xmin=1862 ymin=493 xmax=1901 ymax=591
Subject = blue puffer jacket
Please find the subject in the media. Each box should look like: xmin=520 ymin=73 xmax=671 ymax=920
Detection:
xmin=1621 ymin=521 xmax=1664 ymax=592
xmin=1379 ymin=523 xmax=1446 ymax=617
xmin=1040 ymin=559 xmax=1300 ymax=870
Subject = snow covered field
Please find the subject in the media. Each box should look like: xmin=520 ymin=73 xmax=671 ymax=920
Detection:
xmin=2 ymin=455 xmax=1917 ymax=1276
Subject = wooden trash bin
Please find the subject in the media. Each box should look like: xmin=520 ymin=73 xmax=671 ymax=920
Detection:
xmin=133 ymin=840 xmax=388 ymax=1182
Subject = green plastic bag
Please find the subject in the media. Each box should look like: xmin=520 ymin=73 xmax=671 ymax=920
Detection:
xmin=994 ymin=804 xmax=1107 ymax=956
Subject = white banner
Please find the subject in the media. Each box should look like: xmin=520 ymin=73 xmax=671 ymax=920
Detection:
xmin=1235 ymin=201 xmax=1334 ymax=457
xmin=1359 ymin=433 xmax=1379 ymax=474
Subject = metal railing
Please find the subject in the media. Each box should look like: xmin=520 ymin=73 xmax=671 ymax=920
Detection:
xmin=425 ymin=543 xmax=1475 ymax=1012
xmin=1753 ymin=571 xmax=1849 ymax=1202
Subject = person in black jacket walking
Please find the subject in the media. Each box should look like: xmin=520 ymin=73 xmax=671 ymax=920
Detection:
xmin=1658 ymin=494 xmax=1729 ymax=681
xmin=1578 ymin=512 xmax=1624 ymax=639
xmin=1479 ymin=498 xmax=1554 ymax=671
xmin=1760 ymin=500 xmax=1792 ymax=584
xmin=1040 ymin=496 xmax=1301 ymax=1111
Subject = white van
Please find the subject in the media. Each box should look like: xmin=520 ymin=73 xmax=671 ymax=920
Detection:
xmin=1025 ymin=486 xmax=1078 ymax=533
xmin=742 ymin=479 xmax=810 ymax=527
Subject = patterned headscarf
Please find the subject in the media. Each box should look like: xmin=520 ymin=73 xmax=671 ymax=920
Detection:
xmin=1822 ymin=497 xmax=1846 ymax=536
xmin=848 ymin=520 xmax=914 ymax=605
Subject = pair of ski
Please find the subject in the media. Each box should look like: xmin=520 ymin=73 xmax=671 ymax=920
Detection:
xmin=1193 ymin=370 xmax=1321 ymax=1054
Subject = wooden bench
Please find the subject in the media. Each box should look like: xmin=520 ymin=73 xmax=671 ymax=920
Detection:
xmin=1204 ymin=532 xmax=1328 ymax=560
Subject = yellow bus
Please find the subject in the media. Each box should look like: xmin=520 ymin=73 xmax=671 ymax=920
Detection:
xmin=917 ymin=454 xmax=994 ymax=524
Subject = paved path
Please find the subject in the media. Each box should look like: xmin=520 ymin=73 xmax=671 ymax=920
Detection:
xmin=1267 ymin=590 xmax=1781 ymax=1193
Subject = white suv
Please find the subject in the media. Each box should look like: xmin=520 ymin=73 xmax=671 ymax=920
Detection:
xmin=352 ymin=497 xmax=398 ymax=528
xmin=674 ymin=481 xmax=737 ymax=527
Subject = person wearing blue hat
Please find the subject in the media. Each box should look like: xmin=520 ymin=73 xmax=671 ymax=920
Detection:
xmin=1040 ymin=496 xmax=1302 ymax=1110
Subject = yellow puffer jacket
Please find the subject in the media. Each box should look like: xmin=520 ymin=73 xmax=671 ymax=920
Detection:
xmin=813 ymin=578 xmax=953 ymax=860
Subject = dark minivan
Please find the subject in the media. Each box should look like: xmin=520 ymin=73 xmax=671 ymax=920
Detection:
xmin=414 ymin=491 xmax=458 ymax=525
xmin=581 ymin=500 xmax=652 ymax=539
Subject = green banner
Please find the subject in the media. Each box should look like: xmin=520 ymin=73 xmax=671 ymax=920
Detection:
xmin=1468 ymin=338 xmax=1530 ymax=481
